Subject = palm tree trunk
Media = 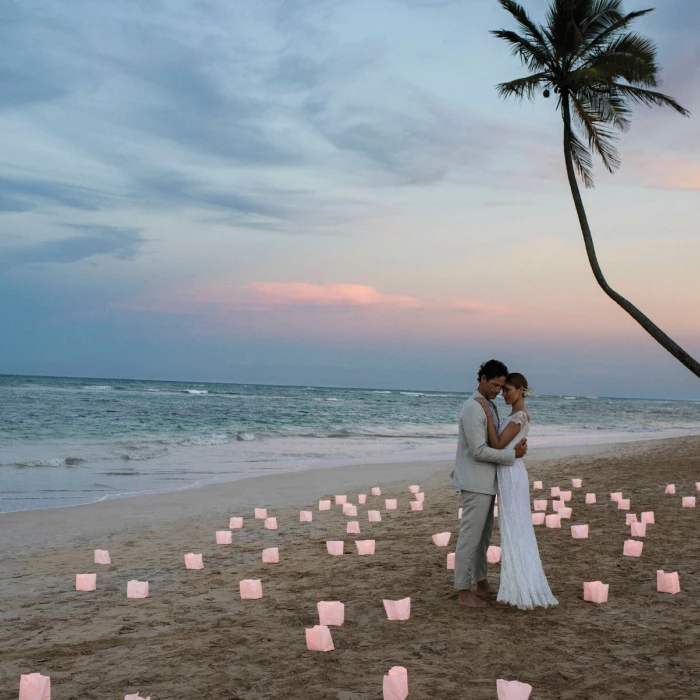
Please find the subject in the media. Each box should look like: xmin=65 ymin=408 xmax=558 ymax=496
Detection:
xmin=561 ymin=92 xmax=700 ymax=379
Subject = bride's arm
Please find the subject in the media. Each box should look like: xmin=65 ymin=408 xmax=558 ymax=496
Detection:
xmin=474 ymin=398 xmax=521 ymax=449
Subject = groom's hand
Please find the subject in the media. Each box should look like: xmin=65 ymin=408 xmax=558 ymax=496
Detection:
xmin=514 ymin=439 xmax=527 ymax=458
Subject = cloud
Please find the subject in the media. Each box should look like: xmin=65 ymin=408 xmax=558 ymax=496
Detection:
xmin=0 ymin=225 xmax=145 ymax=267
xmin=0 ymin=176 xmax=104 ymax=212
xmin=247 ymin=282 xmax=420 ymax=307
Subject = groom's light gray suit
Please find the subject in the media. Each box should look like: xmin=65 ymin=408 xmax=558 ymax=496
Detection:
xmin=453 ymin=391 xmax=516 ymax=590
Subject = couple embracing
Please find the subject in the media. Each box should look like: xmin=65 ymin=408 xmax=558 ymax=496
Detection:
xmin=453 ymin=359 xmax=557 ymax=610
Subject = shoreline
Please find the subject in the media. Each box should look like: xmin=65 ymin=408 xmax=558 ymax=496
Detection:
xmin=0 ymin=435 xmax=686 ymax=557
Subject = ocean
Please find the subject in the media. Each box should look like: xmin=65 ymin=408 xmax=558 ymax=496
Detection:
xmin=2 ymin=374 xmax=699 ymax=514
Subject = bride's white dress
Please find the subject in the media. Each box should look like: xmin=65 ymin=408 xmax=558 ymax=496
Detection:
xmin=496 ymin=411 xmax=558 ymax=609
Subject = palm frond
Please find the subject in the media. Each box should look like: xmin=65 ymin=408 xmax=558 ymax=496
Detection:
xmin=490 ymin=29 xmax=552 ymax=72
xmin=582 ymin=86 xmax=632 ymax=131
xmin=612 ymin=84 xmax=691 ymax=116
xmin=576 ymin=8 xmax=654 ymax=61
xmin=570 ymin=92 xmax=621 ymax=173
xmin=567 ymin=129 xmax=595 ymax=188
xmin=497 ymin=0 xmax=554 ymax=60
xmin=496 ymin=72 xmax=550 ymax=101
xmin=581 ymin=0 xmax=625 ymax=40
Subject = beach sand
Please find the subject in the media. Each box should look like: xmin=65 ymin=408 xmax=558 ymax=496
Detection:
xmin=1 ymin=437 xmax=699 ymax=699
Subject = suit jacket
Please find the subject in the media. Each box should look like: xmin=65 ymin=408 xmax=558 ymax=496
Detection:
xmin=452 ymin=390 xmax=516 ymax=495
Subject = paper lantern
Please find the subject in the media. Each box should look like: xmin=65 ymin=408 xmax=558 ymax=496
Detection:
xmin=76 ymin=574 xmax=96 ymax=591
xmin=532 ymin=481 xmax=543 ymax=490
xmin=623 ymin=540 xmax=643 ymax=557
xmin=229 ymin=517 xmax=243 ymax=529
xmin=610 ymin=492 xmax=622 ymax=502
xmin=531 ymin=513 xmax=545 ymax=525
xmin=368 ymin=510 xmax=382 ymax=522
xmin=657 ymin=570 xmax=680 ymax=595
xmin=254 ymin=508 xmax=267 ymax=519
xmin=184 ymin=553 xmax=203 ymax=570
xmin=630 ymin=522 xmax=646 ymax=538
xmin=625 ymin=513 xmax=638 ymax=525
xmin=358 ymin=494 xmax=367 ymax=504
xmin=383 ymin=597 xmax=411 ymax=620
xmin=641 ymin=511 xmax=655 ymax=524
xmin=346 ymin=521 xmax=361 ymax=534
xmin=415 ymin=492 xmax=425 ymax=502
xmin=457 ymin=507 xmax=463 ymax=520
xmin=545 ymin=514 xmax=561 ymax=529
xmin=19 ymin=674 xmax=51 ymax=700
xmin=372 ymin=487 xmax=381 ymax=496
xmin=264 ymin=517 xmax=278 ymax=530
xmin=682 ymin=496 xmax=696 ymax=508
xmin=552 ymin=500 xmax=563 ymax=511
xmin=572 ymin=478 xmax=583 ymax=488
xmin=617 ymin=499 xmax=631 ymax=510
xmin=665 ymin=484 xmax=675 ymax=495
xmin=583 ymin=580 xmax=609 ymax=604
xmin=533 ymin=499 xmax=547 ymax=511
xmin=559 ymin=491 xmax=572 ymax=501
xmin=431 ymin=532 xmax=451 ymax=547
xmin=446 ymin=552 xmax=455 ymax=569
xmin=124 ymin=693 xmax=150 ymax=700
xmin=355 ymin=539 xmax=376 ymax=555
xmin=262 ymin=547 xmax=279 ymax=563
xmin=343 ymin=504 xmax=358 ymax=517
xmin=383 ymin=666 xmax=409 ymax=700
xmin=317 ymin=601 xmax=345 ymax=626
xmin=585 ymin=493 xmax=596 ymax=504
xmin=326 ymin=540 xmax=344 ymax=556
xmin=696 ymin=482 xmax=700 ymax=492
xmin=558 ymin=507 xmax=572 ymax=519
xmin=305 ymin=625 xmax=334 ymax=651
xmin=300 ymin=511 xmax=313 ymax=523
xmin=385 ymin=499 xmax=397 ymax=510
xmin=487 ymin=545 xmax=501 ymax=563
xmin=410 ymin=501 xmax=423 ymax=511
xmin=319 ymin=500 xmax=331 ymax=511
xmin=94 ymin=549 xmax=111 ymax=565
xmin=494 ymin=505 xmax=498 ymax=518
xmin=571 ymin=524 xmax=588 ymax=539
xmin=335 ymin=495 xmax=347 ymax=505
xmin=216 ymin=531 xmax=232 ymax=545
xmin=127 ymin=580 xmax=149 ymax=598
xmin=239 ymin=579 xmax=263 ymax=599
xmin=496 ymin=679 xmax=533 ymax=700
xmin=551 ymin=486 xmax=560 ymax=497
xmin=409 ymin=485 xmax=420 ymax=493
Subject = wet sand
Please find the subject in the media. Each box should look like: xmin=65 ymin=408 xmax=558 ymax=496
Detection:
xmin=1 ymin=437 xmax=699 ymax=699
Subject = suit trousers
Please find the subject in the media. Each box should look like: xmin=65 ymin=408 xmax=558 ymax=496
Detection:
xmin=453 ymin=490 xmax=496 ymax=590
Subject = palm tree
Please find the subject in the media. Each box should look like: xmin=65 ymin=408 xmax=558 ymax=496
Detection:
xmin=492 ymin=0 xmax=699 ymax=378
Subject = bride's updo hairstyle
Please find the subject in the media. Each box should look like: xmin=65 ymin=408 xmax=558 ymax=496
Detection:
xmin=506 ymin=372 xmax=535 ymax=398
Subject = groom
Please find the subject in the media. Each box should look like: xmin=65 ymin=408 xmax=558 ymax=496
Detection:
xmin=453 ymin=359 xmax=527 ymax=608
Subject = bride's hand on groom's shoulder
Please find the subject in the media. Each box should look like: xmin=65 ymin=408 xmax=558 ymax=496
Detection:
xmin=473 ymin=396 xmax=492 ymax=418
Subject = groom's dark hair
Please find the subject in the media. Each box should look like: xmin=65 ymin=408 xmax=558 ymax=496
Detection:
xmin=478 ymin=359 xmax=508 ymax=382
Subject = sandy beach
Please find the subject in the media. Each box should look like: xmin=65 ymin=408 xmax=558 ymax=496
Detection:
xmin=1 ymin=437 xmax=699 ymax=699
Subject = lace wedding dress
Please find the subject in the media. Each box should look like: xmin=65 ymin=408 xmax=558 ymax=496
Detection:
xmin=496 ymin=411 xmax=558 ymax=609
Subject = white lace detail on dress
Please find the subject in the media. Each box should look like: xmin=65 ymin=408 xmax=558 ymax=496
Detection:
xmin=496 ymin=413 xmax=558 ymax=610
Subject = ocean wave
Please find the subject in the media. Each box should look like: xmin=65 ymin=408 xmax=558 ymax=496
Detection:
xmin=11 ymin=456 xmax=86 ymax=468
xmin=83 ymin=385 xmax=113 ymax=391
xmin=236 ymin=433 xmax=255 ymax=441
xmin=120 ymin=448 xmax=169 ymax=461
xmin=325 ymin=398 xmax=340 ymax=402
xmin=184 ymin=389 xmax=208 ymax=395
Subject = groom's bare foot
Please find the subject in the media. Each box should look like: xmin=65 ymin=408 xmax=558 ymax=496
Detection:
xmin=475 ymin=580 xmax=496 ymax=598
xmin=458 ymin=590 xmax=487 ymax=608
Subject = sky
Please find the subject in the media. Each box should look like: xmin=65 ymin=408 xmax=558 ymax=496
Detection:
xmin=1 ymin=0 xmax=699 ymax=399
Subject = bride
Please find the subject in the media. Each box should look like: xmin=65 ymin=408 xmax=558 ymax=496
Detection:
xmin=475 ymin=373 xmax=558 ymax=610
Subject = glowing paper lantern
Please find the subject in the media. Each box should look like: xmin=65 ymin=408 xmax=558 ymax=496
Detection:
xmin=641 ymin=511 xmax=655 ymax=524
xmin=558 ymin=507 xmax=572 ymax=519
xmin=371 ymin=487 xmax=381 ymax=496
xmin=355 ymin=539 xmax=376 ymax=555
xmin=487 ymin=545 xmax=501 ymax=563
xmin=305 ymin=625 xmax=334 ymax=652
xmin=317 ymin=601 xmax=345 ymax=626
xmin=264 ymin=517 xmax=278 ymax=530
xmin=184 ymin=553 xmax=203 ymax=570
xmin=262 ymin=547 xmax=279 ymax=563
xmin=617 ymin=499 xmax=631 ymax=510
xmin=585 ymin=493 xmax=596 ymax=504
xmin=346 ymin=521 xmax=360 ymax=534
xmin=319 ymin=500 xmax=331 ymax=511
xmin=571 ymin=525 xmax=589 ymax=539
xmin=665 ymin=484 xmax=675 ymax=495
xmin=496 ymin=679 xmax=533 ymax=700
xmin=368 ymin=510 xmax=382 ymax=522
xmin=343 ymin=504 xmax=358 ymax=517
xmin=545 ymin=514 xmax=561 ymax=529
xmin=76 ymin=574 xmax=96 ymax=591
xmin=431 ymin=532 xmax=451 ymax=547
xmin=127 ymin=580 xmax=149 ymax=599
xmin=383 ymin=597 xmax=411 ymax=620
xmin=358 ymin=494 xmax=367 ymax=504
xmin=409 ymin=485 xmax=420 ymax=493
xmin=631 ymin=522 xmax=647 ymax=537
xmin=533 ymin=499 xmax=548 ymax=511
xmin=415 ymin=492 xmax=425 ymax=502
xmin=385 ymin=499 xmax=397 ymax=510
xmin=19 ymin=674 xmax=51 ymax=700
xmin=239 ymin=579 xmax=263 ymax=599
xmin=572 ymin=479 xmax=583 ymax=488
xmin=583 ymin=581 xmax=609 ymax=604
xmin=625 ymin=513 xmax=638 ymax=525
xmin=532 ymin=481 xmax=543 ymax=490
xmin=124 ymin=693 xmax=150 ymax=700
xmin=410 ymin=501 xmax=423 ymax=511
xmin=610 ymin=492 xmax=623 ymax=502
xmin=254 ymin=508 xmax=267 ymax=519
xmin=551 ymin=486 xmax=560 ymax=497
xmin=559 ymin=491 xmax=572 ymax=501
xmin=94 ymin=549 xmax=111 ymax=565
xmin=682 ymin=496 xmax=696 ymax=508
xmin=229 ymin=517 xmax=243 ymax=529
xmin=383 ymin=666 xmax=409 ymax=700
xmin=531 ymin=513 xmax=545 ymax=526
xmin=457 ymin=507 xmax=463 ymax=520
xmin=335 ymin=495 xmax=347 ymax=505
xmin=300 ymin=511 xmax=313 ymax=523
xmin=446 ymin=552 xmax=455 ymax=569
xmin=326 ymin=541 xmax=344 ymax=556
xmin=623 ymin=540 xmax=643 ymax=557
xmin=657 ymin=570 xmax=680 ymax=594
xmin=215 ymin=531 xmax=232 ymax=545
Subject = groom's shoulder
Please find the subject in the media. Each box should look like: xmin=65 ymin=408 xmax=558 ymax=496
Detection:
xmin=460 ymin=396 xmax=480 ymax=415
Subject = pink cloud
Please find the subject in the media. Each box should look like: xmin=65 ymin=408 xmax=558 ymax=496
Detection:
xmin=619 ymin=153 xmax=700 ymax=191
xmin=246 ymin=282 xmax=420 ymax=308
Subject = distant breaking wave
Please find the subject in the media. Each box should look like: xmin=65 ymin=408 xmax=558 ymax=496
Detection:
xmin=184 ymin=389 xmax=208 ymax=395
